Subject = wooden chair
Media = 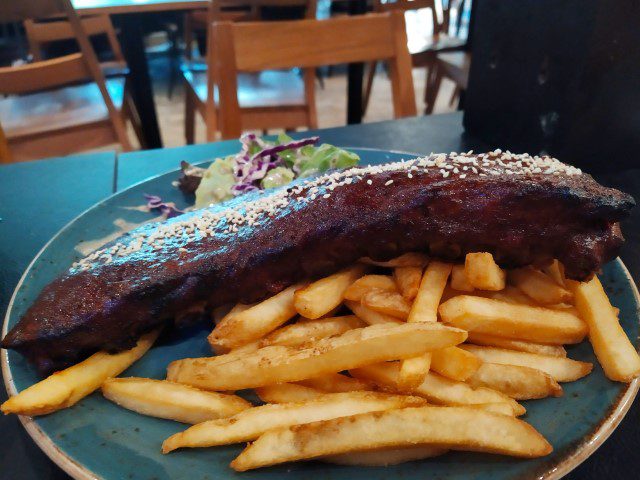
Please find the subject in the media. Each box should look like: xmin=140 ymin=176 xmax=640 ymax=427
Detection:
xmin=212 ymin=12 xmax=417 ymax=139
xmin=362 ymin=0 xmax=466 ymax=115
xmin=0 ymin=0 xmax=132 ymax=163
xmin=23 ymin=15 xmax=144 ymax=147
xmin=427 ymin=50 xmax=470 ymax=110
xmin=183 ymin=0 xmax=318 ymax=143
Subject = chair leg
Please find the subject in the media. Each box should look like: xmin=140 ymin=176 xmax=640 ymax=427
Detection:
xmin=361 ymin=61 xmax=377 ymax=118
xmin=185 ymin=88 xmax=195 ymax=145
xmin=424 ymin=64 xmax=443 ymax=115
xmin=123 ymin=80 xmax=146 ymax=149
xmin=449 ymin=86 xmax=461 ymax=107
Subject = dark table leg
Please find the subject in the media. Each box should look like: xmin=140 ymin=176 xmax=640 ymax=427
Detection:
xmin=117 ymin=13 xmax=163 ymax=149
xmin=346 ymin=0 xmax=368 ymax=125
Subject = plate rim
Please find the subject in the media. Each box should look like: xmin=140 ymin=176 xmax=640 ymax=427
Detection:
xmin=2 ymin=149 xmax=639 ymax=480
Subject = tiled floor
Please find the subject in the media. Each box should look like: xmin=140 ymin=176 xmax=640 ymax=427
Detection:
xmin=144 ymin=60 xmax=458 ymax=149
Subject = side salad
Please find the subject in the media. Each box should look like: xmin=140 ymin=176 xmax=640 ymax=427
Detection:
xmin=175 ymin=133 xmax=360 ymax=209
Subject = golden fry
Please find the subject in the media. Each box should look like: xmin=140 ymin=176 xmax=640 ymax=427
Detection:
xmin=2 ymin=330 xmax=159 ymax=416
xmin=430 ymin=346 xmax=482 ymax=382
xmin=399 ymin=261 xmax=452 ymax=389
xmin=297 ymin=372 xmax=372 ymax=393
xmin=102 ymin=378 xmax=251 ymax=423
xmin=439 ymin=295 xmax=588 ymax=344
xmin=345 ymin=300 xmax=403 ymax=325
xmin=568 ymin=276 xmax=640 ymax=382
xmin=163 ymin=391 xmax=426 ymax=453
xmin=350 ymin=362 xmax=524 ymax=416
xmin=466 ymin=332 xmax=567 ymax=357
xmin=464 ymin=253 xmax=506 ymax=291
xmin=361 ymin=290 xmax=411 ymax=319
xmin=468 ymin=363 xmax=563 ymax=400
xmin=461 ymin=345 xmax=592 ymax=382
xmin=322 ymin=445 xmax=447 ymax=466
xmin=508 ymin=267 xmax=573 ymax=305
xmin=393 ymin=266 xmax=423 ymax=300
xmin=231 ymin=406 xmax=552 ymax=471
xmin=208 ymin=284 xmax=302 ymax=352
xmin=344 ymin=275 xmax=397 ymax=301
xmin=254 ymin=383 xmax=325 ymax=404
xmin=359 ymin=252 xmax=429 ymax=268
xmin=168 ymin=323 xmax=467 ymax=391
xmin=294 ymin=265 xmax=366 ymax=319
xmin=450 ymin=264 xmax=474 ymax=292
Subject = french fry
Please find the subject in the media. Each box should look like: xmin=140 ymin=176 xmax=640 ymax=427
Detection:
xmin=450 ymin=265 xmax=474 ymax=292
xmin=439 ymin=295 xmax=588 ymax=344
xmin=466 ymin=332 xmax=567 ymax=357
xmin=297 ymin=372 xmax=373 ymax=393
xmin=213 ymin=303 xmax=253 ymax=326
xmin=469 ymin=402 xmax=518 ymax=417
xmin=481 ymin=286 xmax=539 ymax=306
xmin=464 ymin=252 xmax=506 ymax=291
xmin=407 ymin=261 xmax=452 ymax=324
xmin=208 ymin=284 xmax=303 ymax=352
xmin=1 ymin=330 xmax=159 ymax=416
xmin=542 ymin=260 xmax=566 ymax=286
xmin=400 ymin=261 xmax=452 ymax=389
xmin=230 ymin=406 xmax=552 ymax=471
xmin=398 ymin=356 xmax=432 ymax=391
xmin=361 ymin=290 xmax=411 ymax=319
xmin=322 ymin=445 xmax=448 ymax=466
xmin=255 ymin=383 xmax=325 ymax=403
xmin=508 ymin=267 xmax=573 ymax=305
xmin=359 ymin=252 xmax=429 ymax=268
xmin=345 ymin=300 xmax=403 ymax=325
xmin=260 ymin=315 xmax=364 ymax=348
xmin=461 ymin=345 xmax=592 ymax=382
xmin=349 ymin=362 xmax=525 ymax=416
xmin=102 ymin=378 xmax=251 ymax=424
xmin=467 ymin=363 xmax=563 ymax=400
xmin=393 ymin=266 xmax=423 ymax=300
xmin=162 ymin=391 xmax=427 ymax=453
xmin=430 ymin=346 xmax=482 ymax=382
xmin=344 ymin=275 xmax=397 ymax=301
xmin=568 ymin=276 xmax=640 ymax=382
xmin=168 ymin=323 xmax=467 ymax=391
xmin=294 ymin=265 xmax=366 ymax=319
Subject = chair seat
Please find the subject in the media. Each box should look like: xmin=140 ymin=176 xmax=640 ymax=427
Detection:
xmin=0 ymin=77 xmax=125 ymax=139
xmin=409 ymin=33 xmax=466 ymax=55
xmin=183 ymin=68 xmax=306 ymax=109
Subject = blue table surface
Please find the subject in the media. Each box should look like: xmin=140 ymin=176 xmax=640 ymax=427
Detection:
xmin=1 ymin=113 xmax=639 ymax=479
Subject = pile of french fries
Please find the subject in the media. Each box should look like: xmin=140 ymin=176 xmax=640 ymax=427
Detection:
xmin=3 ymin=252 xmax=640 ymax=472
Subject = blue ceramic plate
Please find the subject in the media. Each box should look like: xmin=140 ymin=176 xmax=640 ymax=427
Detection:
xmin=2 ymin=148 xmax=639 ymax=480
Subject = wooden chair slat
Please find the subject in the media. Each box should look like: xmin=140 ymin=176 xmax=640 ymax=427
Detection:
xmin=0 ymin=53 xmax=88 ymax=94
xmin=214 ymin=12 xmax=417 ymax=139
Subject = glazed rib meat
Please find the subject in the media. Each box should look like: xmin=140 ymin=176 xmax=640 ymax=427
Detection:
xmin=2 ymin=151 xmax=634 ymax=374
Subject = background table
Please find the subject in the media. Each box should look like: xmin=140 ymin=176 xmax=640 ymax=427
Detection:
xmin=1 ymin=113 xmax=638 ymax=479
xmin=73 ymin=0 xmax=208 ymax=149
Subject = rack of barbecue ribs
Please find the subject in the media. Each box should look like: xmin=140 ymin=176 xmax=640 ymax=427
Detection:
xmin=2 ymin=151 xmax=634 ymax=374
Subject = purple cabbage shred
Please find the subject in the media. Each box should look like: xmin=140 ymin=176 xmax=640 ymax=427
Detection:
xmin=144 ymin=194 xmax=184 ymax=218
xmin=230 ymin=134 xmax=319 ymax=196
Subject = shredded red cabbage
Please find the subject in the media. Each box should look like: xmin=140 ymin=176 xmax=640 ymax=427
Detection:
xmin=144 ymin=194 xmax=184 ymax=218
xmin=231 ymin=134 xmax=319 ymax=196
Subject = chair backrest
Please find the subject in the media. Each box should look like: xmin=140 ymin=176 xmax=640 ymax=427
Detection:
xmin=0 ymin=52 xmax=89 ymax=93
xmin=0 ymin=0 xmax=130 ymax=163
xmin=210 ymin=12 xmax=417 ymax=138
xmin=24 ymin=15 xmax=124 ymax=63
